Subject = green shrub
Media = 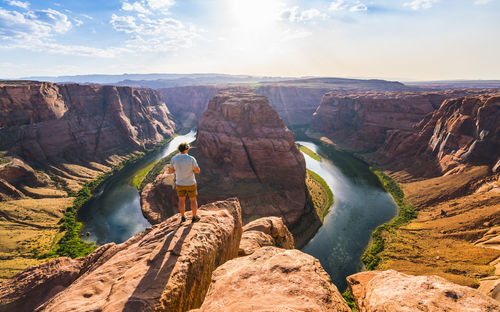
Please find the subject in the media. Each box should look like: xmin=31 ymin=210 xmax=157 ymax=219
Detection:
xmin=361 ymin=168 xmax=417 ymax=270
xmin=342 ymin=288 xmax=359 ymax=312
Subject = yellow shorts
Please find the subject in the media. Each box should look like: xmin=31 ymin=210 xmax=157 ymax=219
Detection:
xmin=176 ymin=184 xmax=197 ymax=198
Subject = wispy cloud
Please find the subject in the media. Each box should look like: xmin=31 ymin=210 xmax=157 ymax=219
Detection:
xmin=474 ymin=0 xmax=490 ymax=5
xmin=329 ymin=0 xmax=368 ymax=12
xmin=5 ymin=0 xmax=29 ymax=9
xmin=403 ymin=0 xmax=437 ymax=10
xmin=281 ymin=6 xmax=327 ymax=22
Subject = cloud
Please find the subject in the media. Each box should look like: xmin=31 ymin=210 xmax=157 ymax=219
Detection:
xmin=110 ymin=13 xmax=198 ymax=52
xmin=474 ymin=0 xmax=490 ymax=4
xmin=350 ymin=3 xmax=367 ymax=12
xmin=6 ymin=0 xmax=29 ymax=9
xmin=329 ymin=0 xmax=368 ymax=12
xmin=122 ymin=1 xmax=150 ymax=14
xmin=403 ymin=0 xmax=437 ymax=10
xmin=281 ymin=6 xmax=327 ymax=22
xmin=0 ymin=7 xmax=71 ymax=39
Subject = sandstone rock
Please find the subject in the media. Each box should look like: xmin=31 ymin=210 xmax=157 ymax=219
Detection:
xmin=158 ymin=86 xmax=222 ymax=128
xmin=0 ymin=158 xmax=50 ymax=187
xmin=0 ymin=257 xmax=83 ymax=312
xmin=196 ymin=247 xmax=350 ymax=312
xmin=377 ymin=94 xmax=500 ymax=174
xmin=1 ymin=198 xmax=242 ymax=312
xmin=0 ymin=178 xmax=23 ymax=200
xmin=256 ymin=85 xmax=332 ymax=126
xmin=142 ymin=91 xmax=307 ymax=228
xmin=311 ymin=91 xmax=449 ymax=152
xmin=347 ymin=270 xmax=500 ymax=312
xmin=239 ymin=216 xmax=294 ymax=256
xmin=0 ymin=82 xmax=175 ymax=165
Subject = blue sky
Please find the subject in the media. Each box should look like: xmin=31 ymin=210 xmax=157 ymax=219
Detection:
xmin=0 ymin=0 xmax=499 ymax=80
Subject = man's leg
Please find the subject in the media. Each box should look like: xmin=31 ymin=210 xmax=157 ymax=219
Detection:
xmin=190 ymin=197 xmax=198 ymax=217
xmin=178 ymin=196 xmax=186 ymax=216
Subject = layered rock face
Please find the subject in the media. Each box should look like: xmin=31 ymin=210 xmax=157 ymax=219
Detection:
xmin=0 ymin=82 xmax=175 ymax=165
xmin=158 ymin=86 xmax=222 ymax=128
xmin=347 ymin=270 xmax=500 ymax=312
xmin=378 ymin=94 xmax=500 ymax=173
xmin=142 ymin=91 xmax=308 ymax=227
xmin=195 ymin=247 xmax=350 ymax=312
xmin=310 ymin=91 xmax=449 ymax=152
xmin=255 ymin=86 xmax=332 ymax=126
xmin=0 ymin=198 xmax=242 ymax=312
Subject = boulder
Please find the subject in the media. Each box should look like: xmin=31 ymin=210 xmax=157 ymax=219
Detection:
xmin=239 ymin=217 xmax=294 ymax=256
xmin=195 ymin=246 xmax=350 ymax=312
xmin=347 ymin=270 xmax=500 ymax=312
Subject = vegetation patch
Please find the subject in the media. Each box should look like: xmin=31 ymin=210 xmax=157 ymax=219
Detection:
xmin=361 ymin=168 xmax=417 ymax=270
xmin=306 ymin=169 xmax=333 ymax=222
xmin=137 ymin=150 xmax=178 ymax=191
xmin=0 ymin=151 xmax=9 ymax=164
xmin=297 ymin=144 xmax=321 ymax=161
xmin=342 ymin=289 xmax=359 ymax=312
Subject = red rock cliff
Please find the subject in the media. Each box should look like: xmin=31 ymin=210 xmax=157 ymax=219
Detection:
xmin=377 ymin=94 xmax=500 ymax=174
xmin=0 ymin=81 xmax=176 ymax=165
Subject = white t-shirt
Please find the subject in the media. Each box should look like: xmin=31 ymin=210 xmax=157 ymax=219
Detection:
xmin=170 ymin=154 xmax=198 ymax=186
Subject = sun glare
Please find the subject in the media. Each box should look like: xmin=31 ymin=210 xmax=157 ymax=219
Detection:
xmin=224 ymin=0 xmax=282 ymax=31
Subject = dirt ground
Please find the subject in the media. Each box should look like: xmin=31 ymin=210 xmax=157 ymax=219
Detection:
xmin=378 ymin=166 xmax=500 ymax=288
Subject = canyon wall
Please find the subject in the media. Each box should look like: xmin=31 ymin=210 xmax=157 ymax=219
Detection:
xmin=158 ymin=86 xmax=222 ymax=128
xmin=0 ymin=82 xmax=175 ymax=165
xmin=141 ymin=91 xmax=309 ymax=228
xmin=0 ymin=81 xmax=176 ymax=196
xmin=255 ymin=86 xmax=332 ymax=126
xmin=377 ymin=94 xmax=500 ymax=174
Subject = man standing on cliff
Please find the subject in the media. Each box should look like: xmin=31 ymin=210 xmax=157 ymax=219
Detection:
xmin=169 ymin=142 xmax=201 ymax=223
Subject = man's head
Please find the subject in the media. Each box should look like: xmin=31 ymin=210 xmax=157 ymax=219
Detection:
xmin=178 ymin=142 xmax=190 ymax=153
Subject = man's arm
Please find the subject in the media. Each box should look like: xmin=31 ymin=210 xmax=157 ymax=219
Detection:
xmin=193 ymin=166 xmax=200 ymax=174
xmin=168 ymin=159 xmax=175 ymax=173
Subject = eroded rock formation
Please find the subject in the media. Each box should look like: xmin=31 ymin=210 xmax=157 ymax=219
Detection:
xmin=141 ymin=91 xmax=308 ymax=228
xmin=377 ymin=94 xmax=500 ymax=174
xmin=158 ymin=86 xmax=222 ymax=128
xmin=0 ymin=199 xmax=242 ymax=312
xmin=0 ymin=82 xmax=175 ymax=166
xmin=347 ymin=270 xmax=500 ymax=312
xmin=310 ymin=91 xmax=450 ymax=152
xmin=195 ymin=247 xmax=350 ymax=312
xmin=238 ymin=217 xmax=294 ymax=256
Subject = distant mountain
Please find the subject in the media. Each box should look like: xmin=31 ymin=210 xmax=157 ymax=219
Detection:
xmin=19 ymin=73 xmax=291 ymax=85
xmin=405 ymin=80 xmax=500 ymax=89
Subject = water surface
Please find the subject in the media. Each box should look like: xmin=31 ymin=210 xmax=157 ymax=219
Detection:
xmin=298 ymin=141 xmax=397 ymax=291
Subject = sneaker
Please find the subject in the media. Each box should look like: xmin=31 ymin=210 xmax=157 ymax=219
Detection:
xmin=192 ymin=215 xmax=200 ymax=223
xmin=181 ymin=216 xmax=186 ymax=222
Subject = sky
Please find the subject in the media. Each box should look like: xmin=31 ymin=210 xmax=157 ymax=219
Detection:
xmin=0 ymin=0 xmax=499 ymax=80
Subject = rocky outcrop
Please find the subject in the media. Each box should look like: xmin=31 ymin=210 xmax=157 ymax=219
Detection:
xmin=377 ymin=94 xmax=500 ymax=174
xmin=1 ymin=198 xmax=242 ymax=312
xmin=195 ymin=247 xmax=350 ymax=312
xmin=0 ymin=82 xmax=175 ymax=165
xmin=239 ymin=217 xmax=294 ymax=256
xmin=347 ymin=270 xmax=500 ymax=312
xmin=141 ymin=91 xmax=307 ymax=228
xmin=0 ymin=158 xmax=52 ymax=199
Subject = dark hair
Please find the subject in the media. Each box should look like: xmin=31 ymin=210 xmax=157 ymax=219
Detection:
xmin=178 ymin=142 xmax=190 ymax=152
